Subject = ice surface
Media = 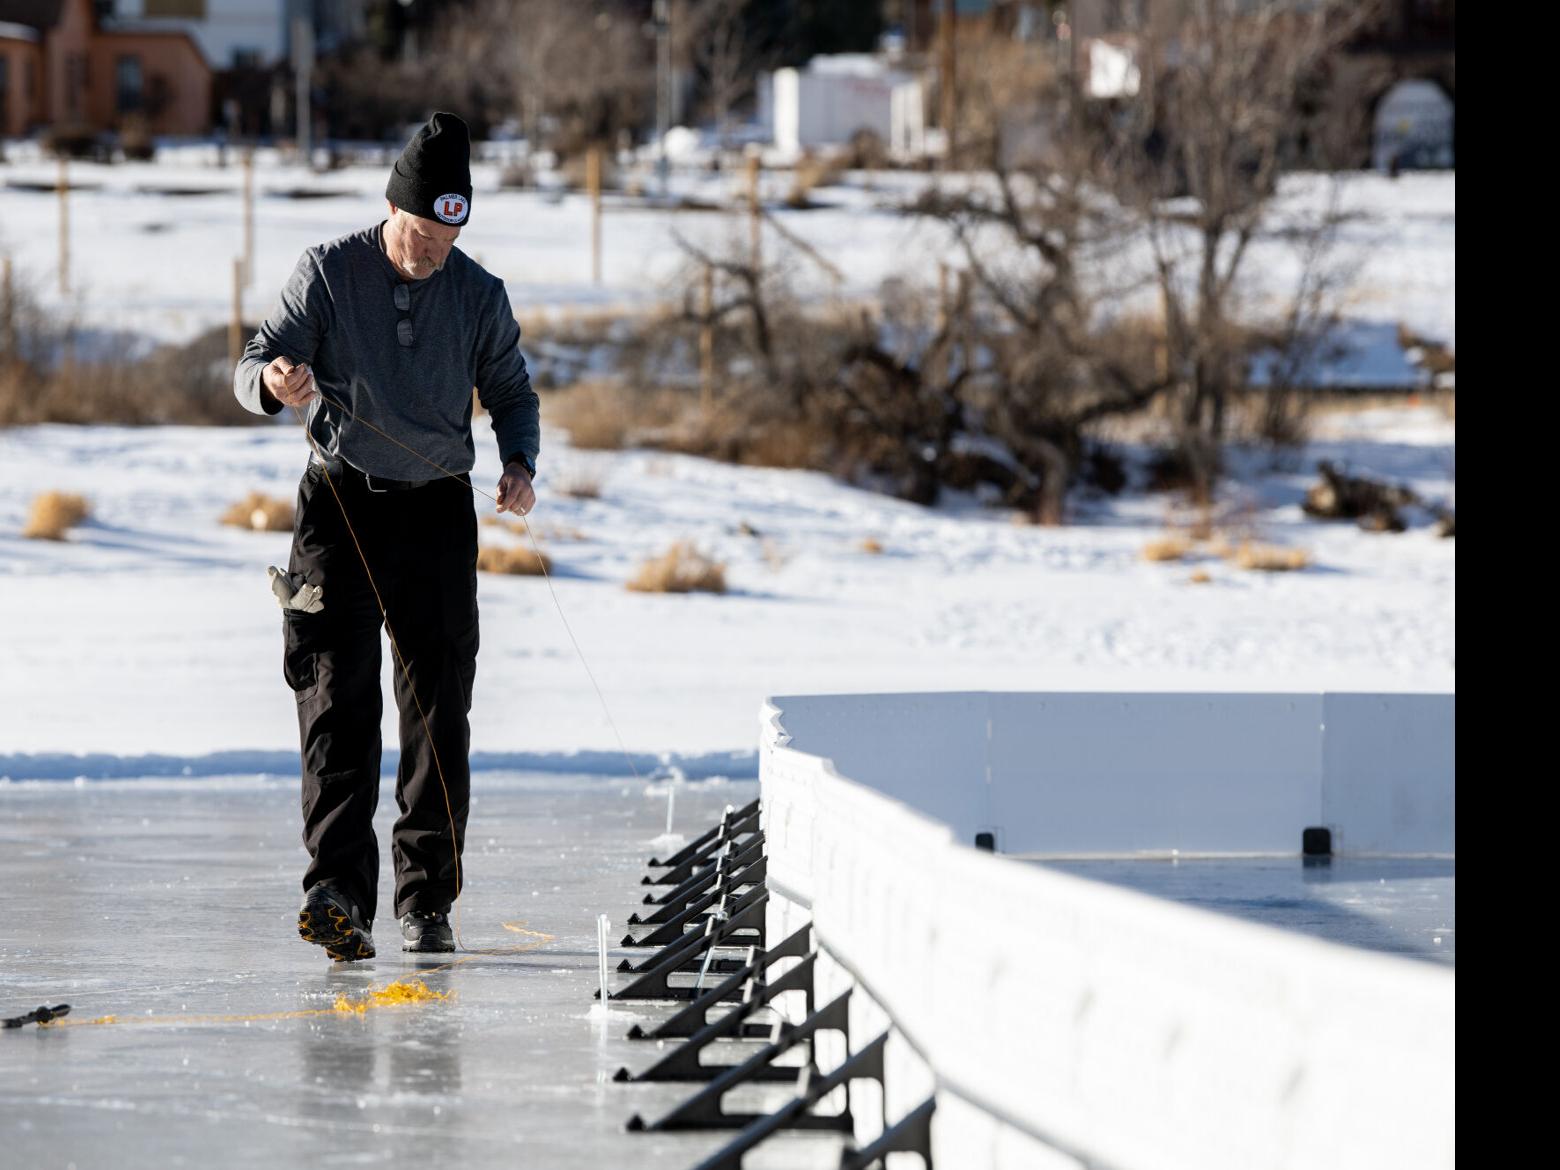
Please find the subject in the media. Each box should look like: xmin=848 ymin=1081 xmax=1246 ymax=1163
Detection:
xmin=0 ymin=774 xmax=842 ymax=1168
xmin=1034 ymin=856 xmax=1455 ymax=966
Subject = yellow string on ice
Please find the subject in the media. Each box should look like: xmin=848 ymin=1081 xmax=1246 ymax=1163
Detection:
xmin=42 ymin=922 xmax=553 ymax=1029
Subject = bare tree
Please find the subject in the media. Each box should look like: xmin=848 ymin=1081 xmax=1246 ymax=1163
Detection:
xmin=917 ymin=32 xmax=1174 ymax=520
xmin=674 ymin=0 xmax=763 ymax=147
xmin=636 ymin=5 xmax=1383 ymax=519
xmin=917 ymin=2 xmax=1380 ymax=512
xmin=1096 ymin=0 xmax=1383 ymax=496
xmin=437 ymin=0 xmax=654 ymax=156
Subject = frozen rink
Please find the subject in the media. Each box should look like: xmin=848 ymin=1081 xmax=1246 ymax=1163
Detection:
xmin=1037 ymin=856 xmax=1454 ymax=966
xmin=0 ymin=773 xmax=852 ymax=1170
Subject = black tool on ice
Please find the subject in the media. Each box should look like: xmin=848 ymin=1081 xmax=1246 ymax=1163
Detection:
xmin=3 ymin=1004 xmax=71 ymax=1028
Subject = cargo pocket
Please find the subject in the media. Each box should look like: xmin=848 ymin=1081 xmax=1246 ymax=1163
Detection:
xmin=282 ymin=610 xmax=321 ymax=701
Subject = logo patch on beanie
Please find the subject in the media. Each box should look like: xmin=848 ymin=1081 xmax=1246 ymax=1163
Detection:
xmin=434 ymin=194 xmax=469 ymax=225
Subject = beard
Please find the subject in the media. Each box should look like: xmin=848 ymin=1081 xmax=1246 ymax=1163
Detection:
xmin=400 ymin=254 xmax=443 ymax=279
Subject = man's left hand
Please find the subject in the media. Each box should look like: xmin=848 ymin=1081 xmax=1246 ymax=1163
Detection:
xmin=496 ymin=461 xmax=536 ymax=516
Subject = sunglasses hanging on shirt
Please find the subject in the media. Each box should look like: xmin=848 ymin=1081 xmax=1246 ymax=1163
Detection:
xmin=394 ymin=283 xmax=413 ymax=347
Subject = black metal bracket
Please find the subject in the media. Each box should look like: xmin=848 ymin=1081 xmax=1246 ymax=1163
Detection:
xmin=689 ymin=1032 xmax=892 ymax=1170
xmin=627 ymin=922 xmax=813 ymax=1042
xmin=626 ymin=988 xmax=855 ymax=1133
xmin=838 ymin=1096 xmax=936 ymax=1170
xmin=617 ymin=884 xmax=766 ymax=975
xmin=649 ymin=798 xmax=761 ymax=868
xmin=637 ymin=834 xmax=767 ymax=915
xmin=2 ymin=1003 xmax=71 ymax=1029
xmin=623 ymin=857 xmax=768 ymax=949
xmin=614 ymin=951 xmax=817 ymax=1083
xmin=603 ymin=891 xmax=769 ymax=1002
xmin=644 ymin=807 xmax=763 ymax=886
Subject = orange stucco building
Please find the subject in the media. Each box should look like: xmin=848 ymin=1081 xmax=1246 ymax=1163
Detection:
xmin=1 ymin=0 xmax=211 ymax=138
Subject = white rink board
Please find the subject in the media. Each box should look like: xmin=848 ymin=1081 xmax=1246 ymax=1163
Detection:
xmin=768 ymin=691 xmax=1453 ymax=856
xmin=760 ymin=691 xmax=1455 ymax=1170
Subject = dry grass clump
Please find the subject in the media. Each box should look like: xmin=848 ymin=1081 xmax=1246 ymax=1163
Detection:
xmin=1141 ymin=535 xmax=1192 ymax=563
xmin=1229 ymin=542 xmax=1310 ymax=572
xmin=652 ymin=403 xmax=834 ymax=471
xmin=220 ymin=492 xmax=293 ymax=532
xmin=761 ymin=538 xmax=789 ymax=572
xmin=22 ymin=491 xmax=90 ymax=540
xmin=786 ymin=152 xmax=847 ymax=208
xmin=2 ymin=320 xmax=266 ymax=427
xmin=544 ymin=381 xmax=684 ymax=450
xmin=859 ymin=537 xmax=885 ymax=555
xmin=477 ymin=544 xmax=552 ymax=576
xmin=554 ymin=474 xmax=603 ymax=500
xmin=1188 ymin=568 xmax=1213 ymax=585
xmin=627 ymin=541 xmax=727 ymax=594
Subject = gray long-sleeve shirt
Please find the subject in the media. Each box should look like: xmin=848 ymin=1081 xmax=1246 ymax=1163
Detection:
xmin=234 ymin=222 xmax=540 ymax=480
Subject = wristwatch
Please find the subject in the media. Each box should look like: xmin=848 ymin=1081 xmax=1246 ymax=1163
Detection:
xmin=506 ymin=452 xmax=537 ymax=477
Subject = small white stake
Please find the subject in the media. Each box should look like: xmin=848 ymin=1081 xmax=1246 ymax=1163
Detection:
xmin=596 ymin=913 xmax=611 ymax=1007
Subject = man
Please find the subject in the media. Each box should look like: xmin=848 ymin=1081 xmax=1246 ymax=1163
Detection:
xmin=234 ymin=112 xmax=539 ymax=961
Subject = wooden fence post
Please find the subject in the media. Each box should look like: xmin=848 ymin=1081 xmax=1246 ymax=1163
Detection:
xmin=57 ymin=157 xmax=69 ymax=295
xmin=700 ymin=264 xmax=715 ymax=417
xmin=587 ymin=146 xmax=603 ymax=286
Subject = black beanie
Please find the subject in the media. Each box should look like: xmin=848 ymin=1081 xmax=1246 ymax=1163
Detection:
xmin=386 ymin=112 xmax=472 ymax=226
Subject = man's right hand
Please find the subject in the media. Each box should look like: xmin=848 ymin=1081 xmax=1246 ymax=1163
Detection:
xmin=263 ymin=356 xmax=318 ymax=409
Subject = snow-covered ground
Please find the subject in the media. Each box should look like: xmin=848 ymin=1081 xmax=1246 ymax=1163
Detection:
xmin=0 ymin=147 xmax=1454 ymax=360
xmin=0 ymin=147 xmax=1454 ymax=776
xmin=0 ymin=402 xmax=1454 ymax=778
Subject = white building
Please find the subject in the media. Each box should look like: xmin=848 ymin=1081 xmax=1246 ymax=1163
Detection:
xmin=764 ymin=53 xmax=924 ymax=158
xmin=1373 ymin=79 xmax=1455 ymax=171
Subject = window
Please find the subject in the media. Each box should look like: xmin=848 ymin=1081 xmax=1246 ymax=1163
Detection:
xmin=1103 ymin=0 xmax=1148 ymax=31
xmin=116 ymin=55 xmax=143 ymax=114
xmin=65 ymin=54 xmax=87 ymax=118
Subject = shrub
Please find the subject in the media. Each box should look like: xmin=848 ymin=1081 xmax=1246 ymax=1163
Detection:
xmin=477 ymin=545 xmax=552 ymax=576
xmin=220 ymin=492 xmax=293 ymax=532
xmin=626 ymin=542 xmax=726 ymax=594
xmin=1141 ymin=535 xmax=1192 ymax=563
xmin=843 ymin=128 xmax=888 ymax=170
xmin=118 ymin=114 xmax=156 ymax=161
xmin=786 ymin=152 xmax=845 ymax=208
xmin=44 ymin=122 xmax=104 ymax=160
xmin=544 ymin=381 xmax=684 ymax=450
xmin=1303 ymin=461 xmax=1416 ymax=532
xmin=22 ymin=492 xmax=90 ymax=540
xmin=0 ymin=320 xmax=265 ymax=427
xmin=1229 ymin=542 xmax=1310 ymax=572
xmin=650 ymin=401 xmax=834 ymax=471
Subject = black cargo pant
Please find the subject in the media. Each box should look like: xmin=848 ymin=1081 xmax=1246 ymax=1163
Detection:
xmin=283 ymin=459 xmax=479 ymax=925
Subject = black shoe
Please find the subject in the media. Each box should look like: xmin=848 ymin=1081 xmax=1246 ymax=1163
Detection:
xmin=298 ymin=883 xmax=376 ymax=963
xmin=400 ymin=910 xmax=455 ymax=953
